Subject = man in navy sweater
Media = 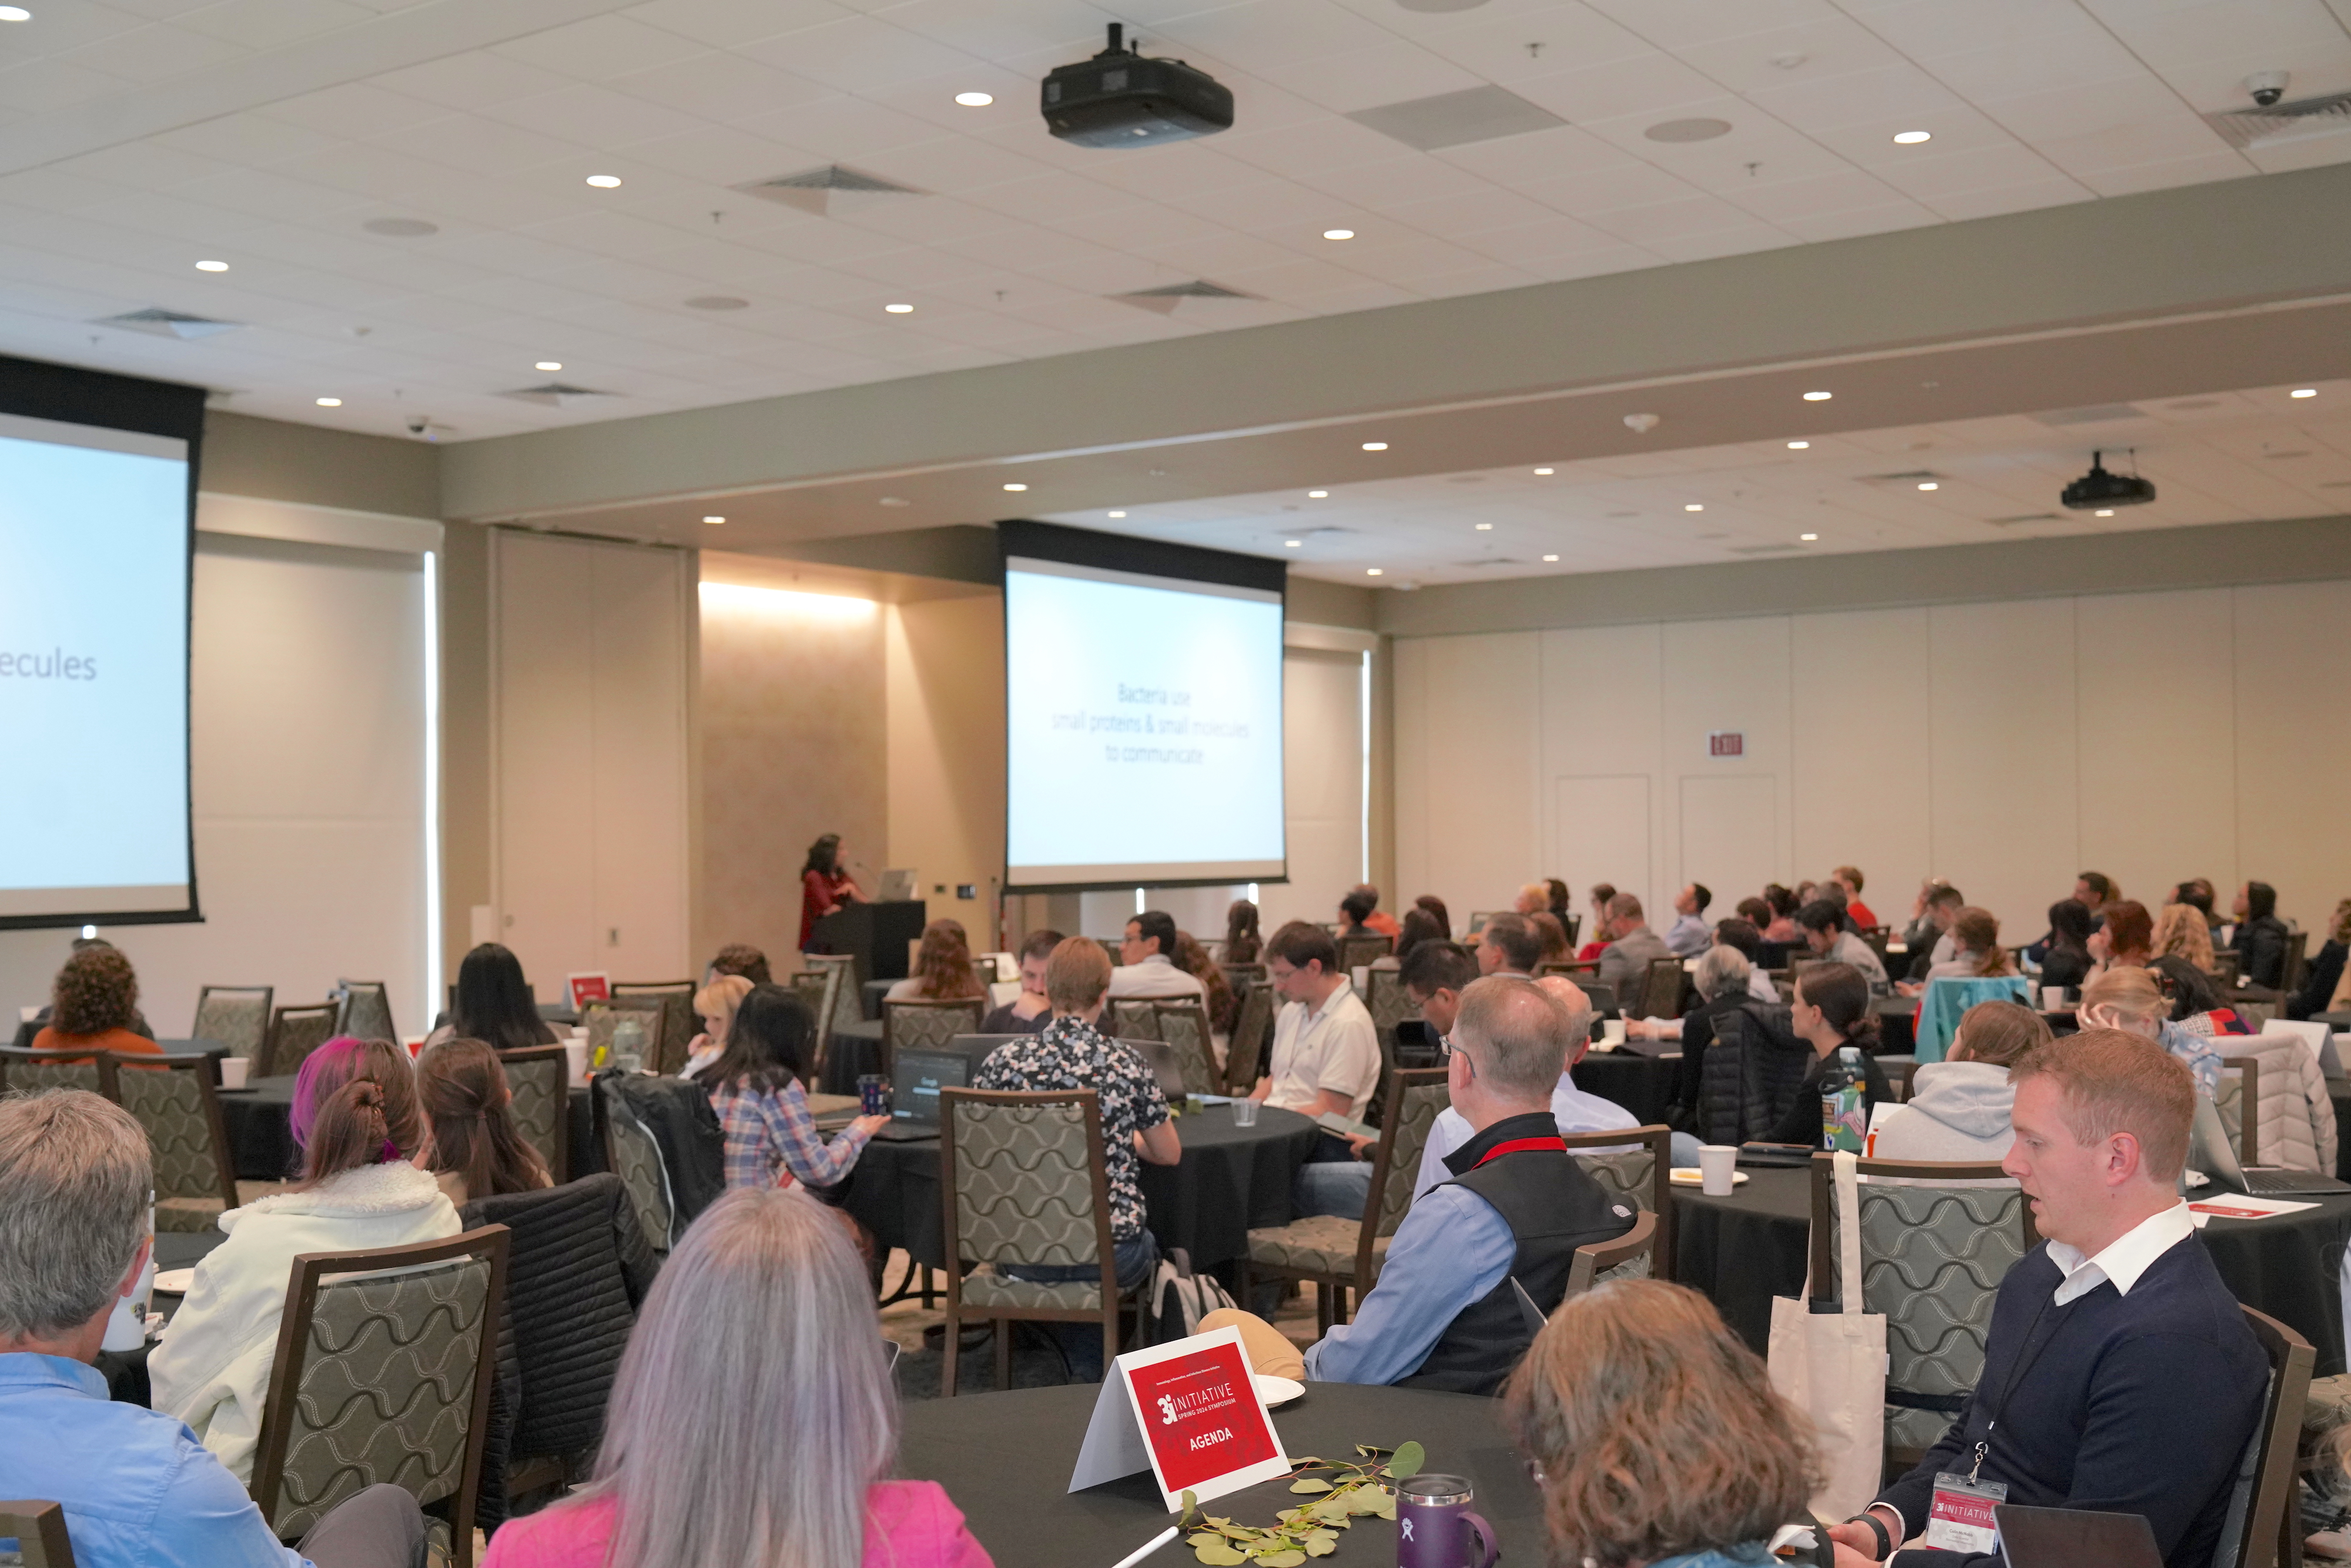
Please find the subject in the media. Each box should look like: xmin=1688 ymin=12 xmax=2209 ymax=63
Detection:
xmin=1829 ymin=1030 xmax=2267 ymax=1568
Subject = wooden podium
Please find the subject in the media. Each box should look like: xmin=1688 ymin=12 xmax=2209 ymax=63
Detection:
xmin=810 ymin=899 xmax=927 ymax=986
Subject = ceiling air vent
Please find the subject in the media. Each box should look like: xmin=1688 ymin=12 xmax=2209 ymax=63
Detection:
xmin=1729 ymin=542 xmax=1805 ymax=555
xmin=1347 ymin=85 xmax=1565 ymax=151
xmin=1855 ymin=469 xmax=1944 ymax=487
xmin=496 ymin=382 xmax=615 ymax=408
xmin=736 ymin=165 xmax=925 ymax=215
xmin=2206 ymin=90 xmax=2351 ymax=149
xmin=2034 ymin=403 xmax=2144 ymax=427
xmin=98 ymin=307 xmax=239 ymax=339
xmin=1116 ymin=279 xmax=1261 ymax=314
xmin=1986 ymin=513 xmax=2061 ymax=526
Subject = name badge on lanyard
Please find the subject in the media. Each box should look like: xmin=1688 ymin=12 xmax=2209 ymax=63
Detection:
xmin=1924 ymin=1471 xmax=2008 ymax=1554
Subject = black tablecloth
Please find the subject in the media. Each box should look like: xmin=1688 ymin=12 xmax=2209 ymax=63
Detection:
xmin=1571 ymin=1050 xmax=1679 ymax=1125
xmin=821 ymin=1020 xmax=886 ymax=1095
xmin=1874 ymin=996 xmax=1915 ymax=1056
xmin=896 ymin=1381 xmax=1540 ymax=1568
xmin=219 ymin=1075 xmax=598 ymax=1181
xmin=2333 ymin=1078 xmax=2351 ymax=1182
xmin=1672 ymin=1165 xmax=2351 ymax=1375
xmin=842 ymin=1103 xmax=1322 ymax=1273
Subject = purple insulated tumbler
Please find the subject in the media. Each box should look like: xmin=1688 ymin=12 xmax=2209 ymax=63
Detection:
xmin=1395 ymin=1473 xmax=1498 ymax=1568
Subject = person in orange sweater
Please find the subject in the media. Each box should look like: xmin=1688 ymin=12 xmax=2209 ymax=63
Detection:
xmin=31 ymin=944 xmax=160 ymax=1065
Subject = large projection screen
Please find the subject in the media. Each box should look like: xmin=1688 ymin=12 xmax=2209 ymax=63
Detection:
xmin=0 ymin=355 xmax=203 ymax=929
xmin=1002 ymin=521 xmax=1285 ymax=891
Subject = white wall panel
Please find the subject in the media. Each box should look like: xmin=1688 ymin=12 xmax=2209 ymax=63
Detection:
xmin=1663 ymin=616 xmax=1792 ymax=908
xmin=1555 ymin=775 xmax=1652 ymax=926
xmin=1680 ymin=775 xmax=1778 ymax=917
xmin=1262 ymin=648 xmax=1367 ymax=933
xmin=1542 ymin=624 xmax=1660 ymax=914
xmin=1392 ymin=632 xmax=1539 ymax=936
xmin=1790 ymin=609 xmax=1930 ymax=912
xmin=2235 ymin=581 xmax=2351 ymax=935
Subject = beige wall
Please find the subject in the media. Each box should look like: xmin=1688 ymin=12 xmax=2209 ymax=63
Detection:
xmin=1395 ymin=580 xmax=2351 ymax=949
xmin=885 ymin=594 xmax=1006 ymax=947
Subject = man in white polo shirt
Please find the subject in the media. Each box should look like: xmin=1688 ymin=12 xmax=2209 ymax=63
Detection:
xmin=1251 ymin=920 xmax=1381 ymax=1122
xmin=1107 ymin=909 xmax=1208 ymax=1001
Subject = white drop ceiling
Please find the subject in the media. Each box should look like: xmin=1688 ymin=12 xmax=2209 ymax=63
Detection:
xmin=1 ymin=0 xmax=2349 ymax=444
xmin=1046 ymin=378 xmax=2351 ymax=584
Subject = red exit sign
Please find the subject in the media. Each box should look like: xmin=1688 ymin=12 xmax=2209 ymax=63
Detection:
xmin=1709 ymin=731 xmax=1744 ymax=758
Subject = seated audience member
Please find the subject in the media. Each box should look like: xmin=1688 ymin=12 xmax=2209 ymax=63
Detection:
xmin=1707 ymin=917 xmax=1783 ymax=1003
xmin=682 ymin=972 xmax=752 ymax=1079
xmin=1475 ymin=912 xmax=1545 ymax=978
xmin=1632 ymin=940 xmax=1790 ymax=1139
xmin=152 ymin=1038 xmax=461 ymax=1483
xmin=1595 ymin=892 xmax=1674 ymax=997
xmin=1401 ymin=939 xmax=1476 ymax=1051
xmin=1411 ymin=976 xmax=1636 ymax=1198
xmin=1900 ymin=879 xmax=1951 ymax=949
xmin=1545 ymin=878 xmax=1573 ymax=925
xmin=972 ymin=939 xmax=1178 ymax=1301
xmin=1253 ymin=922 xmax=1381 ymax=1121
xmin=29 ymin=943 xmax=160 ymax=1063
xmin=2149 ymin=902 xmax=2228 ymax=1017
xmin=1392 ymin=906 xmax=1446 ymax=964
xmin=1529 ymin=911 xmax=1572 ymax=967
xmin=1224 ymin=899 xmax=1262 ymax=964
xmin=1507 ymin=1280 xmax=1820 ymax=1568
xmin=1902 ymin=883 xmax=1966 ymax=983
xmin=1764 ymin=963 xmax=1891 ymax=1148
xmin=1349 ymin=883 xmax=1401 ymax=939
xmin=886 ymin=919 xmax=986 ymax=1003
xmin=1173 ymin=932 xmax=1239 ymax=1037
xmin=1514 ymin=881 xmax=1551 ymax=917
xmin=2078 ymin=967 xmax=2223 ymax=1097
xmin=2231 ymin=879 xmax=2291 ymax=990
xmin=2085 ymin=897 xmax=2154 ymax=981
xmin=979 ymin=929 xmax=1062 ymax=1036
xmin=1412 ymin=893 xmax=1451 ymax=937
xmin=0 ymin=1091 xmax=430 ymax=1568
xmin=1294 ymin=979 xmax=1634 ymax=1391
xmin=2175 ymin=877 xmax=2221 ymax=933
xmin=1797 ymin=899 xmax=1888 ymax=987
xmin=1734 ymin=894 xmax=1773 ymax=930
xmin=416 ymin=1037 xmax=555 ymax=1205
xmin=2289 ymin=897 xmax=2351 ymax=1021
xmin=705 ymin=942 xmax=773 ymax=986
xmin=1832 ymin=865 xmax=1878 ymax=930
xmin=1663 ymin=883 xmax=1713 ymax=958
xmin=1761 ymin=883 xmax=1801 ymax=944
xmin=2037 ymin=898 xmax=2095 ymax=994
xmin=1337 ymin=886 xmax=1379 ymax=939
xmin=1923 ymin=906 xmax=2012 ymax=982
xmin=433 ymin=942 xmax=560 ymax=1051
xmin=1870 ymin=1000 xmax=2050 ymax=1162
xmin=480 ymin=1187 xmax=992 ymax=1568
xmin=1108 ymin=909 xmax=1208 ymax=1001
xmin=1830 ymin=1031 xmax=2266 ymax=1568
xmin=706 ymin=987 xmax=886 ymax=1193
xmin=1578 ymin=883 xmax=1617 ymax=959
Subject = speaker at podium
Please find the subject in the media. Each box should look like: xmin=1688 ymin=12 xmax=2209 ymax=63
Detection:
xmin=810 ymin=898 xmax=927 ymax=986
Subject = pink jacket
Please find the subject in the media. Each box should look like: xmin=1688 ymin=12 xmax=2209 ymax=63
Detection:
xmin=481 ymin=1480 xmax=993 ymax=1568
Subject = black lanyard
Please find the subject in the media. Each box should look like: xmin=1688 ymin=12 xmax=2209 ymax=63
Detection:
xmin=1968 ymin=1286 xmax=2077 ymax=1482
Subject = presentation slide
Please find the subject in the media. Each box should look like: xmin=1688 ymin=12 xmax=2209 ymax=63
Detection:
xmin=1005 ymin=554 xmax=1284 ymax=887
xmin=0 ymin=410 xmax=192 ymax=919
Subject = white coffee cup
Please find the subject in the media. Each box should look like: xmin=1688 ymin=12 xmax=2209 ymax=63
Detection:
xmin=1699 ymin=1144 xmax=1739 ymax=1197
xmin=218 ymin=1056 xmax=250 ymax=1090
xmin=563 ymin=1038 xmax=589 ymax=1086
xmin=2042 ymin=986 xmax=2068 ymax=1011
xmin=1602 ymin=1018 xmax=1627 ymax=1046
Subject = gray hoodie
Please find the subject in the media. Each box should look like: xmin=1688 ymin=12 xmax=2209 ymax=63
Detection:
xmin=1872 ymin=1060 xmax=2015 ymax=1162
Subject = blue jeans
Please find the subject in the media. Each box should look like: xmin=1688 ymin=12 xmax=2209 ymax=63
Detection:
xmin=999 ymin=1232 xmax=1160 ymax=1381
xmin=1294 ymin=1158 xmax=1375 ymax=1219
xmin=1670 ymin=1130 xmax=1704 ymax=1167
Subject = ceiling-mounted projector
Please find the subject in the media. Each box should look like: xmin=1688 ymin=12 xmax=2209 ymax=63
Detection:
xmin=1042 ymin=24 xmax=1233 ymax=148
xmin=2060 ymin=451 xmax=2156 ymax=510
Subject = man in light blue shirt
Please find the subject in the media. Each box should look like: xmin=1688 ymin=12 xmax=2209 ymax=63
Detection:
xmin=1662 ymin=883 xmax=1713 ymax=959
xmin=1411 ymin=975 xmax=1638 ymax=1199
xmin=0 ymin=1090 xmax=425 ymax=1568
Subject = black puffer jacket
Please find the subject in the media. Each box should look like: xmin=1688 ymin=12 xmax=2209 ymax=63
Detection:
xmin=461 ymin=1172 xmax=657 ymax=1523
xmin=597 ymin=1070 xmax=728 ymax=1244
xmin=1697 ymin=1003 xmax=1815 ymax=1145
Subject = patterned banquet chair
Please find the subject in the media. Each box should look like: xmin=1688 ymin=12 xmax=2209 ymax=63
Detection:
xmin=1108 ymin=999 xmax=1161 ymax=1041
xmin=496 ymin=1045 xmax=570 ymax=1186
xmin=106 ymin=1050 xmax=242 ymax=1232
xmin=883 ymin=997 xmax=985 ymax=1070
xmin=789 ymin=969 xmax=843 ymax=1081
xmin=331 ymin=981 xmax=396 ymax=1044
xmin=1224 ymin=981 xmax=1274 ymax=1095
xmin=1150 ymin=1001 xmax=1218 ymax=1098
xmin=1364 ymin=966 xmax=1422 ymax=1070
xmin=262 ymin=1003 xmax=340 ymax=1080
xmin=1560 ymin=1124 xmax=1674 ymax=1282
xmin=0 ymin=1045 xmax=110 ymax=1098
xmin=192 ymin=984 xmax=273 ymax=1062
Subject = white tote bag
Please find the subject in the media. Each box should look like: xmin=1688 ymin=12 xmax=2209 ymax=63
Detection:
xmin=1767 ymin=1150 xmax=1887 ymax=1520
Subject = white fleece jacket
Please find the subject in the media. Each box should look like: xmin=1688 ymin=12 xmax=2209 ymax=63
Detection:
xmin=149 ymin=1161 xmax=460 ymax=1483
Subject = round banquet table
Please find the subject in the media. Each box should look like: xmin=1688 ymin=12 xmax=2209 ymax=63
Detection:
xmin=895 ymin=1381 xmax=1541 ymax=1568
xmin=218 ymin=1074 xmax=597 ymax=1182
xmin=840 ymin=1103 xmax=1322 ymax=1274
xmin=1570 ymin=1048 xmax=1680 ymax=1125
xmin=1672 ymin=1164 xmax=2351 ymax=1376
xmin=820 ymin=1019 xmax=886 ymax=1095
xmin=2333 ymin=1077 xmax=2351 ymax=1182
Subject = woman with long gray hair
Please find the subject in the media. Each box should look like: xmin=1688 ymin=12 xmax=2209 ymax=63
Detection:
xmin=480 ymin=1187 xmax=993 ymax=1568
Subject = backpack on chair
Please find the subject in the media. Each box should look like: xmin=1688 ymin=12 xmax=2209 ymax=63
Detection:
xmin=1146 ymin=1248 xmax=1237 ymax=1344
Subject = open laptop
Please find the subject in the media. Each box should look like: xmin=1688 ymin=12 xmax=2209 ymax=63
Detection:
xmin=870 ymin=1047 xmax=974 ymax=1141
xmin=2191 ymin=1093 xmax=2351 ymax=1195
xmin=1117 ymin=1037 xmax=1191 ymax=1104
xmin=876 ymin=868 xmax=917 ymax=902
xmin=1994 ymin=1505 xmax=2161 ymax=1568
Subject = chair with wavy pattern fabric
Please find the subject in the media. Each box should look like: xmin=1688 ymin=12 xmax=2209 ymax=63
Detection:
xmin=0 ymin=1046 xmax=112 ymax=1098
xmin=192 ymin=985 xmax=273 ymax=1062
xmin=1151 ymin=1002 xmax=1218 ymax=1098
xmin=1635 ymin=957 xmax=1687 ymax=1023
xmin=883 ymin=998 xmax=984 ymax=1072
xmin=798 ymin=953 xmax=861 ymax=1049
xmin=938 ymin=1087 xmax=1124 ymax=1393
xmin=331 ymin=981 xmax=396 ymax=1044
xmin=1561 ymin=1124 xmax=1674 ymax=1283
xmin=106 ymin=1050 xmax=240 ymax=1232
xmin=598 ymin=1079 xmax=675 ymax=1258
xmin=263 ymin=1003 xmax=340 ymax=1080
xmin=789 ymin=969 xmax=842 ymax=1081
xmin=1224 ymin=981 xmax=1274 ymax=1095
xmin=1563 ymin=1209 xmax=1659 ymax=1298
xmin=1338 ymin=933 xmax=1393 ymax=973
xmin=1242 ymin=1066 xmax=1449 ymax=1332
xmin=497 ymin=1046 xmax=569 ymax=1186
xmin=611 ymin=984 xmax=695 ymax=1076
xmin=1364 ymin=967 xmax=1421 ymax=1068
xmin=249 ymin=1227 xmax=509 ymax=1568
xmin=1108 ymin=999 xmax=1161 ymax=1042
xmin=1807 ymin=1154 xmax=2035 ymax=1468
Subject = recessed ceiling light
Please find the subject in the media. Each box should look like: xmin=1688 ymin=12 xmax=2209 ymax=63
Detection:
xmin=702 ymin=515 xmax=725 ymax=525
xmin=1324 ymin=229 xmax=1355 ymax=240
xmin=535 ymin=360 xmax=562 ymax=371
xmin=879 ymin=497 xmax=910 ymax=507
xmin=194 ymin=259 xmax=229 ymax=272
xmin=1917 ymin=481 xmax=1939 ymax=491
xmin=1361 ymin=441 xmax=1388 ymax=451
xmin=955 ymin=91 xmax=993 ymax=106
xmin=1542 ymin=553 xmax=1559 ymax=562
xmin=1107 ymin=510 xmax=1126 ymax=517
xmin=1786 ymin=440 xmax=1810 ymax=450
xmin=315 ymin=397 xmax=341 ymax=407
xmin=585 ymin=174 xmax=622 ymax=188
xmin=361 ymin=217 xmax=437 ymax=237
xmin=885 ymin=302 xmax=915 ymax=314
xmin=2292 ymin=387 xmax=2318 ymax=398
xmin=1284 ymin=539 xmax=1302 ymax=548
xmin=0 ymin=9 xmax=32 ymax=20
xmin=1002 ymin=482 xmax=1027 ymax=492
xmin=1799 ymin=532 xmax=1818 ymax=541
xmin=1893 ymin=130 xmax=1933 ymax=145
xmin=2095 ymin=508 xmax=2114 ymax=517
xmin=1533 ymin=467 xmax=1553 ymax=475
xmin=686 ymin=296 xmax=749 ymax=311
xmin=1307 ymin=489 xmax=1328 ymax=498
xmin=1684 ymin=503 xmax=1704 ymax=512
xmin=1366 ymin=567 xmax=1383 ymax=577
xmin=1475 ymin=522 xmax=1493 ymax=530
xmin=1802 ymin=390 xmax=1832 ymax=401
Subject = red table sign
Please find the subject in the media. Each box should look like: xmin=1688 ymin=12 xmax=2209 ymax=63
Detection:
xmin=566 ymin=972 xmax=611 ymax=1011
xmin=1069 ymin=1326 xmax=1291 ymax=1509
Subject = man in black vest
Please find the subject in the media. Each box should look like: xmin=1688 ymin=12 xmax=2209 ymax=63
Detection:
xmin=1301 ymin=975 xmax=1635 ymax=1393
